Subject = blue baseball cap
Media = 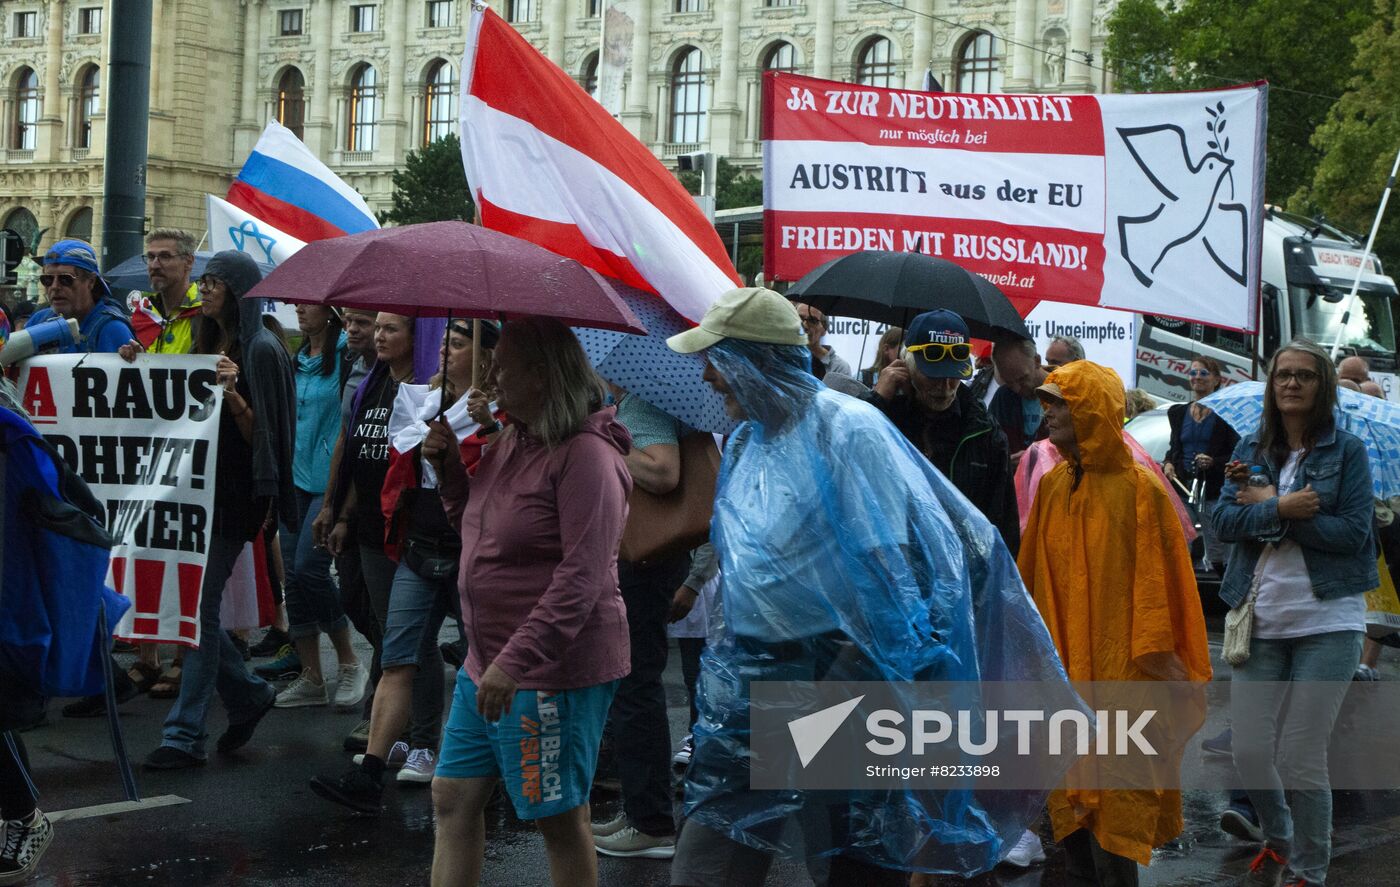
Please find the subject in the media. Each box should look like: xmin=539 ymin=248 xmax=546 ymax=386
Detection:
xmin=903 ymin=309 xmax=973 ymax=379
xmin=43 ymin=238 xmax=113 ymax=301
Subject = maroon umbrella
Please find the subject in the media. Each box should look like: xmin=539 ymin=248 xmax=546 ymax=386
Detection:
xmin=245 ymin=220 xmax=646 ymax=334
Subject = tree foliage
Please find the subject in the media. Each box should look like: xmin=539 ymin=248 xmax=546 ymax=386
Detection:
xmin=1294 ymin=0 xmax=1400 ymax=262
xmin=379 ymin=133 xmax=475 ymax=226
xmin=1105 ymin=0 xmax=1372 ymax=205
xmin=676 ymin=157 xmax=763 ymax=210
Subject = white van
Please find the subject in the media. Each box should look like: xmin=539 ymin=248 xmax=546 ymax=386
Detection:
xmin=1135 ymin=208 xmax=1398 ymax=401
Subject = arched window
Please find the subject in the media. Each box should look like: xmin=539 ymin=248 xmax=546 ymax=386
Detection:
xmin=957 ymin=31 xmax=1002 ymax=93
xmin=66 ymin=206 xmax=93 ymax=241
xmin=277 ymin=68 xmax=306 ymax=139
xmin=2 ymin=208 xmax=38 ymax=245
xmin=670 ymin=47 xmax=708 ymax=144
xmin=77 ymin=65 xmax=100 ymax=149
xmin=14 ymin=68 xmax=39 ymax=150
xmin=347 ymin=64 xmax=379 ymax=152
xmin=424 ymin=60 xmax=457 ymax=144
xmin=855 ymin=37 xmax=895 ymax=88
xmin=580 ymin=51 xmax=599 ymax=97
xmin=764 ymin=41 xmax=796 ymax=74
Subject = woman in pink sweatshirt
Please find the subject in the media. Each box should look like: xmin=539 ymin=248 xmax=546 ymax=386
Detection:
xmin=422 ymin=316 xmax=632 ymax=887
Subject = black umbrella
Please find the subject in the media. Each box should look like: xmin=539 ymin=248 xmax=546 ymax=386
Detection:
xmin=785 ymin=251 xmax=1030 ymax=341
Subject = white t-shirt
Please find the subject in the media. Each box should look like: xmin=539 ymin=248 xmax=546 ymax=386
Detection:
xmin=1253 ymin=449 xmax=1366 ymax=639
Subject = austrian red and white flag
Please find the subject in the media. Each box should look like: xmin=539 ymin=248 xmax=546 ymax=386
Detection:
xmin=459 ymin=7 xmax=739 ymax=322
xmin=764 ymin=73 xmax=1267 ymax=331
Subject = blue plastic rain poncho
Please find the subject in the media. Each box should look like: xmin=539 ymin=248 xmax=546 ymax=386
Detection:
xmin=683 ymin=338 xmax=1078 ymax=876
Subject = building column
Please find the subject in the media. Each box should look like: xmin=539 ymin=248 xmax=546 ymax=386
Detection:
xmin=308 ymin=0 xmax=335 ymax=156
xmin=382 ymin=0 xmax=409 ymax=160
xmin=620 ymin=0 xmax=652 ymax=143
xmin=1067 ymin=0 xmax=1093 ymax=90
xmin=1006 ymin=0 xmax=1037 ymax=89
xmin=709 ymin=0 xmax=741 ymax=156
xmin=813 ymin=0 xmax=835 ymax=79
xmin=548 ymin=0 xmax=568 ymax=65
xmin=38 ymin=0 xmax=65 ymax=162
xmin=907 ymin=0 xmax=935 ymax=89
xmin=235 ymin=0 xmax=263 ymax=156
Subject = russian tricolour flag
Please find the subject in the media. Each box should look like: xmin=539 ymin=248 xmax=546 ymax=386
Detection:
xmin=459 ymin=7 xmax=739 ymax=323
xmin=228 ymin=121 xmax=379 ymax=243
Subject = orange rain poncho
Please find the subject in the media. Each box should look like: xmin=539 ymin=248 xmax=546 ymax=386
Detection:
xmin=1017 ymin=361 xmax=1212 ymax=865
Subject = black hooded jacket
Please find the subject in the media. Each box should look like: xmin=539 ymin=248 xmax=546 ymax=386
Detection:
xmin=203 ymin=251 xmax=297 ymax=529
xmin=865 ymin=381 xmax=1020 ymax=555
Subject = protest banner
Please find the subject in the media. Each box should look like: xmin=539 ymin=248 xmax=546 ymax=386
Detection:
xmin=1024 ymin=302 xmax=1137 ymax=387
xmin=17 ymin=354 xmax=223 ymax=646
xmin=763 ymin=73 xmax=1266 ymax=332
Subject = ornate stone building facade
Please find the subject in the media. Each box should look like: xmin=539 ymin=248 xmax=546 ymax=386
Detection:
xmin=0 ymin=0 xmax=1113 ymax=255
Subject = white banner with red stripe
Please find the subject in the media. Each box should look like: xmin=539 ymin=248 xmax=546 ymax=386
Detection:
xmin=16 ymin=355 xmax=224 ymax=646
xmin=459 ymin=6 xmax=739 ymax=323
xmin=764 ymin=73 xmax=1266 ymax=332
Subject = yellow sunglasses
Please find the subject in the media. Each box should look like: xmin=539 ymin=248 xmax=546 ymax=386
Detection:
xmin=906 ymin=341 xmax=972 ymax=362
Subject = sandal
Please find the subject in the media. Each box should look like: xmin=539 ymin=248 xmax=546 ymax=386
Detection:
xmin=126 ymin=661 xmax=163 ymax=694
xmin=148 ymin=665 xmax=183 ymax=699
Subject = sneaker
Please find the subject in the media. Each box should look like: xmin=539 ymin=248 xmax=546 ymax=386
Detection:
xmin=309 ymin=768 xmax=384 ymax=815
xmin=253 ymin=647 xmax=302 ymax=681
xmin=0 ymin=810 xmax=54 ymax=885
xmin=250 ymin=627 xmax=292 ymax=658
xmin=217 ymin=691 xmax=276 ymax=754
xmin=1201 ymin=727 xmax=1233 ymax=757
xmin=343 ymin=719 xmax=372 ymax=753
xmin=333 ymin=661 xmax=369 ymax=710
xmin=1354 ymin=664 xmax=1380 ymax=682
xmin=672 ymin=734 xmax=693 ymax=768
xmin=593 ymin=825 xmax=676 ymax=859
xmin=275 ymin=670 xmax=328 ymax=708
xmin=354 ymin=741 xmax=409 ymax=770
xmin=143 ymin=745 xmax=205 ymax=771
xmin=1221 ymin=802 xmax=1264 ymax=843
xmin=1244 ymin=846 xmax=1288 ymax=886
xmin=1002 ymin=829 xmax=1047 ymax=867
xmin=398 ymin=748 xmax=437 ymax=784
xmin=591 ymin=813 xmax=628 ymax=838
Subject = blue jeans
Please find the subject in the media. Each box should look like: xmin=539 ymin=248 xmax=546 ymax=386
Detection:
xmin=385 ymin=561 xmax=463 ymax=749
xmin=281 ymin=489 xmax=348 ymax=640
xmin=1231 ymin=630 xmax=1364 ymax=886
xmin=161 ymin=534 xmax=276 ymax=757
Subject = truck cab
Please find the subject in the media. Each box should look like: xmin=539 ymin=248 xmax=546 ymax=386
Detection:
xmin=1136 ymin=208 xmax=1399 ymax=401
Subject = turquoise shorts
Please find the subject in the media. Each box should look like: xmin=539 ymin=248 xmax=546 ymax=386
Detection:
xmin=437 ymin=669 xmax=619 ymax=821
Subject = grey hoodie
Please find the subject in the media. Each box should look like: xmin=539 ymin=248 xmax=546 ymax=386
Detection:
xmin=203 ymin=251 xmax=297 ymax=528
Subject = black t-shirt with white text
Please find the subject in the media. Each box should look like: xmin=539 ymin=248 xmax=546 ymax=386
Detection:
xmin=350 ymin=371 xmax=398 ymax=547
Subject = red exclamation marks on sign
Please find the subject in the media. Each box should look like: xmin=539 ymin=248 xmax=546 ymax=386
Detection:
xmin=132 ymin=559 xmax=165 ymax=637
xmin=177 ymin=563 xmax=204 ymax=642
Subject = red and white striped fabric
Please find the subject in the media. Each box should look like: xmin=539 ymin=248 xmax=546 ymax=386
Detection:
xmin=459 ymin=7 xmax=739 ymax=323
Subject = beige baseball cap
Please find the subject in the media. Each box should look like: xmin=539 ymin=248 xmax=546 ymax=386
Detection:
xmin=667 ymin=287 xmax=808 ymax=353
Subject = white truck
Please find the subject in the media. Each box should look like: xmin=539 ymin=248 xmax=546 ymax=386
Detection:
xmin=1135 ymin=208 xmax=1399 ymax=400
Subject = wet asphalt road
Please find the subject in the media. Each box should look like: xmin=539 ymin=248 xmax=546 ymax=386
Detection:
xmin=19 ymin=618 xmax=1400 ymax=886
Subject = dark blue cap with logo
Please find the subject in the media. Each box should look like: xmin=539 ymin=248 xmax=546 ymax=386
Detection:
xmin=903 ymin=309 xmax=973 ymax=379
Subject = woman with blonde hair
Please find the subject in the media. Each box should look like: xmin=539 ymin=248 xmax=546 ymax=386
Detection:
xmin=859 ymin=325 xmax=904 ymax=388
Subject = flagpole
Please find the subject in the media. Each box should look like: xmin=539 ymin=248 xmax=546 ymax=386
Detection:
xmin=1329 ymin=146 xmax=1400 ymax=362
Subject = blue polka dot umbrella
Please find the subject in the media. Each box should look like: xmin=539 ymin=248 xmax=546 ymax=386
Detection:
xmin=574 ymin=284 xmax=737 ymax=435
xmin=1200 ymin=380 xmax=1400 ymax=499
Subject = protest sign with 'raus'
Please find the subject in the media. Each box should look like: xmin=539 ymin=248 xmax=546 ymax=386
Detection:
xmin=763 ymin=73 xmax=1266 ymax=332
xmin=17 ymin=355 xmax=223 ymax=646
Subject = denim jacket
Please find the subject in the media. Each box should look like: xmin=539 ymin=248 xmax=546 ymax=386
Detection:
xmin=1212 ymin=424 xmax=1377 ymax=608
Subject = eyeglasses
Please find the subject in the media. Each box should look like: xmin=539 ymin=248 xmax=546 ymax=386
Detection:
xmin=799 ymin=316 xmax=823 ymax=328
xmin=196 ymin=276 xmax=225 ymax=290
xmin=144 ymin=251 xmax=187 ymax=264
xmin=39 ymin=273 xmax=78 ymax=288
xmin=1187 ymin=369 xmax=1214 ymax=378
xmin=1274 ymin=369 xmax=1321 ymax=386
xmin=906 ymin=342 xmax=972 ymax=362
